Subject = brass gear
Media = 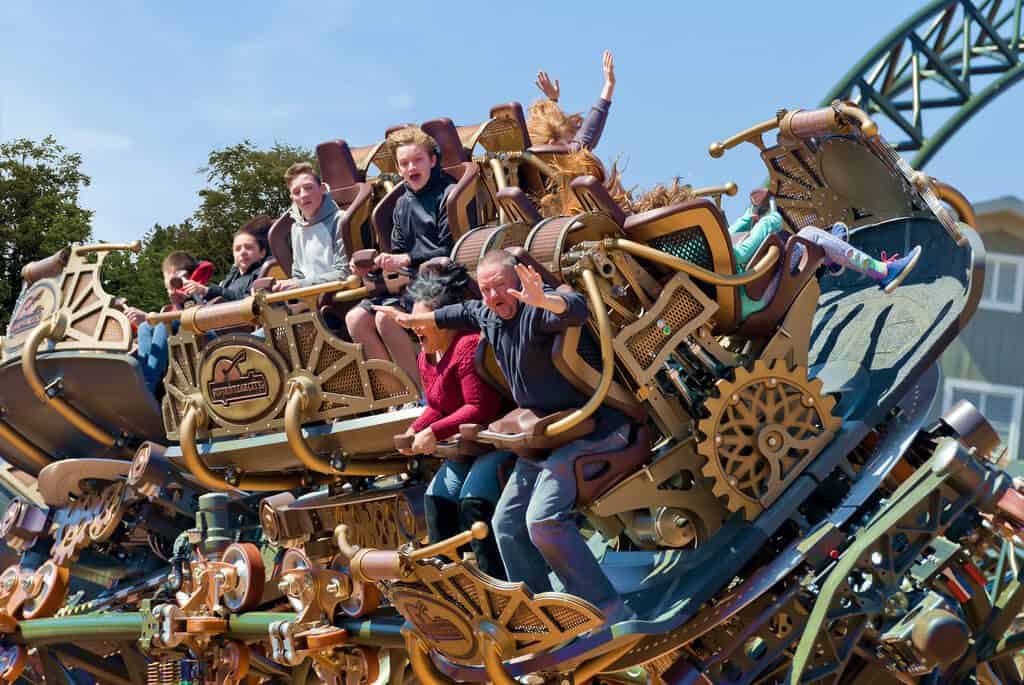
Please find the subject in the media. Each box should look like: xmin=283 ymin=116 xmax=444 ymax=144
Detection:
xmin=697 ymin=360 xmax=840 ymax=520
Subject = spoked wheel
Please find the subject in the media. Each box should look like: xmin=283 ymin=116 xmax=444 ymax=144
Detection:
xmin=21 ymin=562 xmax=69 ymax=620
xmin=221 ymin=542 xmax=265 ymax=612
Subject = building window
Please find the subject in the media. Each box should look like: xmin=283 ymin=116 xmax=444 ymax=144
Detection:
xmin=943 ymin=379 xmax=1023 ymax=460
xmin=980 ymin=252 xmax=1024 ymax=312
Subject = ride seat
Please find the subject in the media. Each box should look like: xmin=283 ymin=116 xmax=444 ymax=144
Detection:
xmin=575 ymin=425 xmax=652 ymax=506
xmin=736 ymin=234 xmax=826 ymax=338
xmin=497 ymin=187 xmax=542 ymax=226
xmin=572 ymin=175 xmax=741 ymax=334
xmin=316 ymin=140 xmax=375 ymax=254
xmin=421 ymin=118 xmax=484 ymax=239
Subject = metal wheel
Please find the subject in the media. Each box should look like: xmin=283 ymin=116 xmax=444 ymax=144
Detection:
xmin=21 ymin=561 xmax=69 ymax=620
xmin=221 ymin=542 xmax=265 ymax=612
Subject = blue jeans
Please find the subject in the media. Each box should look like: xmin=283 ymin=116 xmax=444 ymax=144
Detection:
xmin=136 ymin=322 xmax=171 ymax=393
xmin=492 ymin=424 xmax=630 ymax=612
xmin=426 ymin=450 xmax=514 ymax=504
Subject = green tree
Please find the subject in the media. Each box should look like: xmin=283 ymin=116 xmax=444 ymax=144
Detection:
xmin=0 ymin=136 xmax=93 ymax=327
xmin=103 ymin=140 xmax=312 ymax=311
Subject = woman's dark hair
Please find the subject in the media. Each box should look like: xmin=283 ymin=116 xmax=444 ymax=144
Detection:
xmin=234 ymin=216 xmax=272 ymax=254
xmin=406 ymin=262 xmax=469 ymax=310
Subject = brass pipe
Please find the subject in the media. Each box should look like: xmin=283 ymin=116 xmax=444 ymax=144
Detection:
xmin=574 ymin=637 xmax=643 ymax=683
xmin=74 ymin=241 xmax=142 ymax=256
xmin=332 ymin=285 xmax=373 ymax=304
xmin=285 ymin=382 xmax=332 ymax=474
xmin=22 ymin=318 xmax=118 ymax=448
xmin=834 ymin=101 xmax=879 ymax=139
xmin=691 ymin=182 xmax=738 ymax=199
xmin=180 ymin=404 xmax=308 ymax=492
xmin=0 ymin=417 xmax=50 ymax=471
xmin=488 ymin=157 xmax=510 ymax=225
xmin=145 ymin=310 xmax=182 ymax=326
xmin=606 ymin=238 xmax=780 ymax=287
xmin=935 ymin=181 xmax=977 ymax=228
xmin=545 ymin=268 xmax=613 ymax=438
xmin=519 ymin=150 xmax=558 ymax=178
xmin=284 ymin=381 xmax=406 ymax=477
xmin=408 ymin=522 xmax=488 ymax=563
xmin=709 ymin=117 xmax=779 ymax=158
xmin=404 ymin=632 xmax=457 ymax=685
xmin=481 ymin=635 xmax=518 ymax=685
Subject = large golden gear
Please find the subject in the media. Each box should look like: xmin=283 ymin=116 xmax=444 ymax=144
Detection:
xmin=697 ymin=360 xmax=840 ymax=520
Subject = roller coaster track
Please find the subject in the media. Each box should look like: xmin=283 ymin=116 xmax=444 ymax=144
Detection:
xmin=824 ymin=0 xmax=1024 ymax=167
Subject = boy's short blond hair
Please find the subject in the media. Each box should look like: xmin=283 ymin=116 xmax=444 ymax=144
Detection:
xmin=284 ymin=162 xmax=321 ymax=189
xmin=386 ymin=127 xmax=439 ymax=161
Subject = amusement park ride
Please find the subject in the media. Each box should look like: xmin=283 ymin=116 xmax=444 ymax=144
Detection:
xmin=2 ymin=2 xmax=1024 ymax=683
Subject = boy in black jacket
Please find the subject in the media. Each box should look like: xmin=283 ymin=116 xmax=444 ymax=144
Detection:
xmin=347 ymin=127 xmax=456 ymax=389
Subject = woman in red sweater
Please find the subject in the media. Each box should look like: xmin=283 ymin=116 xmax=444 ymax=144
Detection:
xmin=397 ymin=268 xmax=512 ymax=579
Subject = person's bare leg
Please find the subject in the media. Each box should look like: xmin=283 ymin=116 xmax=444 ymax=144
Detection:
xmin=376 ymin=311 xmax=422 ymax=390
xmin=346 ymin=306 xmax=390 ymax=361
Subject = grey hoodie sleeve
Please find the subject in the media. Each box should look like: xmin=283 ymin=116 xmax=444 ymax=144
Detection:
xmin=301 ymin=213 xmax=351 ymax=285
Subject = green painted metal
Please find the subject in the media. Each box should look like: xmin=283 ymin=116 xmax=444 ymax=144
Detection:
xmin=822 ymin=0 xmax=1024 ymax=168
xmin=17 ymin=613 xmax=144 ymax=646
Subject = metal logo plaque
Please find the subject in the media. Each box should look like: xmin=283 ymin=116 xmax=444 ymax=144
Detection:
xmin=391 ymin=590 xmax=477 ymax=660
xmin=198 ymin=335 xmax=286 ymax=426
xmin=5 ymin=281 xmax=58 ymax=354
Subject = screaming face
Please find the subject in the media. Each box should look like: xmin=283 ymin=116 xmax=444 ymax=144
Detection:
xmin=396 ymin=143 xmax=436 ymax=192
xmin=477 ymin=263 xmax=520 ymax=320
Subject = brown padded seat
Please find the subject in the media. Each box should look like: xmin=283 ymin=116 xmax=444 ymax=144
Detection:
xmin=371 ymin=182 xmax=405 ymax=253
xmin=316 ymin=140 xmax=365 ymax=188
xmin=497 ymin=187 xmax=542 ymax=226
xmin=267 ymin=213 xmax=296 ymax=277
xmin=743 ymin=233 xmax=786 ymax=301
xmin=570 ymin=176 xmax=626 ymax=227
xmin=421 ymin=118 xmax=470 ymax=165
xmin=489 ymin=102 xmax=532 ymax=149
xmin=575 ymin=425 xmax=652 ymax=505
xmin=737 ymin=234 xmax=826 ymax=338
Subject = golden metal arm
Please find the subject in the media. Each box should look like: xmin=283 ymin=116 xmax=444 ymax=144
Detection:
xmin=709 ymin=117 xmax=779 ymax=158
xmin=544 ymin=268 xmax=613 ymax=438
xmin=73 ymin=241 xmax=142 ymax=256
xmin=606 ymin=238 xmax=780 ymax=287
xmin=179 ymin=403 xmax=309 ymax=492
xmin=22 ymin=317 xmax=120 ymax=449
xmin=934 ymin=181 xmax=977 ymax=228
xmin=0 ymin=418 xmax=50 ymax=471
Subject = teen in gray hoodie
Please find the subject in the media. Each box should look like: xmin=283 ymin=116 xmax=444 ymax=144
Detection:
xmin=272 ymin=162 xmax=350 ymax=292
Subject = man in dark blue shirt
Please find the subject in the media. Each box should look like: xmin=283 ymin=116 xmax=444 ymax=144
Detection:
xmin=378 ymin=250 xmax=633 ymax=625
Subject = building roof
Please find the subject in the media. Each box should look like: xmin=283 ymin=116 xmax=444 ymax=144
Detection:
xmin=975 ymin=195 xmax=1024 ymax=221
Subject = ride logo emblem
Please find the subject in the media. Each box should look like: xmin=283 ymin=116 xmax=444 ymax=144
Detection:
xmin=4 ymin=282 xmax=58 ymax=353
xmin=392 ymin=590 xmax=478 ymax=661
xmin=198 ymin=336 xmax=287 ymax=426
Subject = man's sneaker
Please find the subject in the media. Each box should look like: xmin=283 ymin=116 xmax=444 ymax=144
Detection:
xmin=880 ymin=245 xmax=922 ymax=294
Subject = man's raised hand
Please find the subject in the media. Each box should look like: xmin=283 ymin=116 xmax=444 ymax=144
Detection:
xmin=507 ymin=264 xmax=547 ymax=307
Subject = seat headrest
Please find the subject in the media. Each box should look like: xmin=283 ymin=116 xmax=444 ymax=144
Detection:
xmin=267 ymin=213 xmax=296 ymax=276
xmin=488 ymin=102 xmax=531 ymax=149
xmin=421 ymin=118 xmax=469 ymax=165
xmin=496 ymin=187 xmax=541 ymax=226
xmin=385 ymin=123 xmax=415 ymax=137
xmin=570 ymin=175 xmax=626 ymax=227
xmin=316 ymin=140 xmax=363 ymax=189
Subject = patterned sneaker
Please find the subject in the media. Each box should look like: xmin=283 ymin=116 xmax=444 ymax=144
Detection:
xmin=879 ymin=245 xmax=922 ymax=294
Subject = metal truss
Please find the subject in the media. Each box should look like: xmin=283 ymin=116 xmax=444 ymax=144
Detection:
xmin=823 ymin=0 xmax=1024 ymax=167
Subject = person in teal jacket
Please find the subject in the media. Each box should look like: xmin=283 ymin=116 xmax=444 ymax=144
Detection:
xmin=729 ymin=189 xmax=921 ymax=319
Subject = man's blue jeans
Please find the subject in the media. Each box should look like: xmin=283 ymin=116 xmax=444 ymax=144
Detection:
xmin=492 ymin=424 xmax=630 ymax=612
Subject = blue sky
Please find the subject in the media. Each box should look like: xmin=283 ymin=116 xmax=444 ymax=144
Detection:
xmin=2 ymin=1 xmax=1021 ymax=244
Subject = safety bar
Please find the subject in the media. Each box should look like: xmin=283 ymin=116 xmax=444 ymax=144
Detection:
xmin=22 ymin=316 xmax=120 ymax=449
xmin=335 ymin=522 xmax=488 ymax=584
xmin=605 ymin=238 xmax=781 ymax=288
xmin=934 ymin=181 xmax=977 ymax=228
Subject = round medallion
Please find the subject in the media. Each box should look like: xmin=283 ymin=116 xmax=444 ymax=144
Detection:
xmin=392 ymin=589 xmax=478 ymax=661
xmin=5 ymin=281 xmax=58 ymax=352
xmin=198 ymin=335 xmax=287 ymax=426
